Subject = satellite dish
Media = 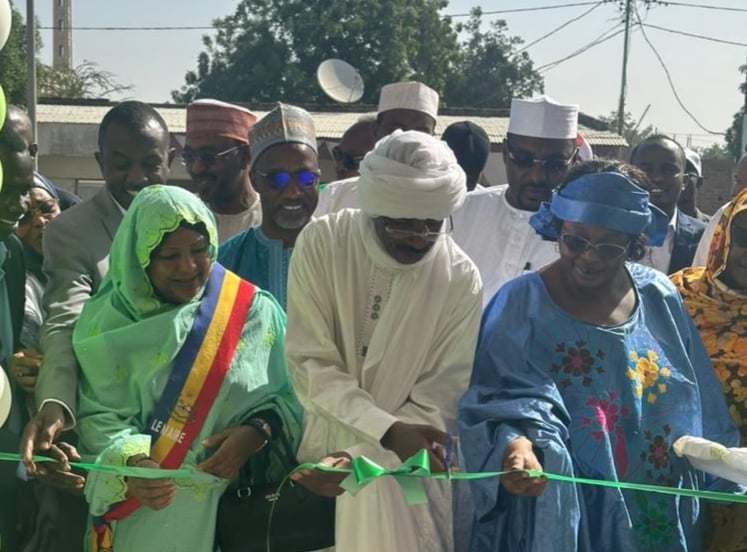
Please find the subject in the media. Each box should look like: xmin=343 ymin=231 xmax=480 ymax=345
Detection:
xmin=317 ymin=59 xmax=364 ymax=104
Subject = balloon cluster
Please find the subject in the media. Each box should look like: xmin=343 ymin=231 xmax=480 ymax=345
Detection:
xmin=0 ymin=0 xmax=11 ymax=427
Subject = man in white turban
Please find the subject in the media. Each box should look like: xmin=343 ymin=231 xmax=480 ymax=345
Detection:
xmin=287 ymin=130 xmax=482 ymax=552
xmin=316 ymin=80 xmax=440 ymax=215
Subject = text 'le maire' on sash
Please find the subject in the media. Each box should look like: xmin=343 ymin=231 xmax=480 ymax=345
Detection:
xmin=91 ymin=264 xmax=255 ymax=552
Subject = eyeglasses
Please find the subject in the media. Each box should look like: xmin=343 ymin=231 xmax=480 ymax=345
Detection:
xmin=180 ymin=145 xmax=245 ymax=168
xmin=255 ymin=169 xmax=321 ymax=190
xmin=383 ymin=217 xmax=453 ymax=241
xmin=506 ymin=143 xmax=577 ymax=175
xmin=333 ymin=147 xmax=365 ymax=171
xmin=559 ymin=233 xmax=629 ymax=261
xmin=20 ymin=200 xmax=57 ymax=221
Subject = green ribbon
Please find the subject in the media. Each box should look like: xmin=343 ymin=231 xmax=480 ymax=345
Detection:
xmin=0 ymin=452 xmax=193 ymax=479
xmin=291 ymin=449 xmax=747 ymax=506
xmin=3 ymin=449 xmax=746 ymax=505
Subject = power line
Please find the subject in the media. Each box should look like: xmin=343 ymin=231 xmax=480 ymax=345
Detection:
xmin=469 ymin=3 xmax=608 ymax=106
xmin=39 ymin=25 xmax=213 ymax=31
xmin=513 ymin=1 xmax=606 ymax=57
xmin=642 ymin=23 xmax=747 ymax=47
xmin=38 ymin=2 xmax=609 ymax=30
xmin=537 ymin=24 xmax=627 ymax=73
xmin=633 ymin=5 xmax=725 ymax=135
xmin=652 ymin=0 xmax=747 ymax=13
xmin=447 ymin=1 xmax=606 ymax=18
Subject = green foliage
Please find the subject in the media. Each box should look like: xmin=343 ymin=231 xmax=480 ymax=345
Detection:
xmin=698 ymin=142 xmax=731 ymax=161
xmin=598 ymin=110 xmax=654 ymax=148
xmin=724 ymin=64 xmax=746 ymax=160
xmin=443 ymin=8 xmax=543 ymax=108
xmin=172 ymin=1 xmax=543 ymax=107
xmin=0 ymin=3 xmax=28 ymax=106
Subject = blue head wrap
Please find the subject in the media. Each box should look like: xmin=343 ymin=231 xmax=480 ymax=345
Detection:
xmin=31 ymin=172 xmax=59 ymax=200
xmin=529 ymin=171 xmax=668 ymax=247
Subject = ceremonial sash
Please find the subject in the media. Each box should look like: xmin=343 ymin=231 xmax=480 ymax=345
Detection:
xmin=92 ymin=264 xmax=255 ymax=551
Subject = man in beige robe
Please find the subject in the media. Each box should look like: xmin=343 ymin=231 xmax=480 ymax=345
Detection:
xmin=287 ymin=130 xmax=481 ymax=551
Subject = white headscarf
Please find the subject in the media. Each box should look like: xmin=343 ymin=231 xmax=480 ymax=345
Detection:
xmin=357 ymin=130 xmax=466 ymax=220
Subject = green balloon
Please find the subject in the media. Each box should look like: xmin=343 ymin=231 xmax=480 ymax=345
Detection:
xmin=0 ymin=84 xmax=5 ymax=192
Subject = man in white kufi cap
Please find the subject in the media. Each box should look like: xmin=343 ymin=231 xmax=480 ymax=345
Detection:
xmin=287 ymin=130 xmax=482 ymax=552
xmin=316 ymin=80 xmax=440 ymax=215
xmin=452 ymin=95 xmax=580 ymax=306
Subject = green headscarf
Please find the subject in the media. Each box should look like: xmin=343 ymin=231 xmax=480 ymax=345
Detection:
xmin=73 ymin=185 xmax=219 ymax=378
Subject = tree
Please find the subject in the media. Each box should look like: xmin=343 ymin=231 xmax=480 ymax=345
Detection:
xmin=724 ymin=64 xmax=746 ymax=159
xmin=38 ymin=61 xmax=132 ymax=99
xmin=0 ymin=2 xmax=29 ymax=106
xmin=173 ymin=0 xmax=543 ymax=107
xmin=598 ymin=110 xmax=654 ymax=148
xmin=698 ymin=142 xmax=731 ymax=161
xmin=442 ymin=8 xmax=543 ymax=108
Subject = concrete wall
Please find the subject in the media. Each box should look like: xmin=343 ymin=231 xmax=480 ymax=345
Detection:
xmin=35 ymin=122 xmax=628 ymax=199
xmin=700 ymin=158 xmax=735 ymax=215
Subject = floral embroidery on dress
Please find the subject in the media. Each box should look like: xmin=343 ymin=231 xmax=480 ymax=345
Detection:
xmin=634 ymin=494 xmax=676 ymax=548
xmin=552 ymin=341 xmax=605 ymax=388
xmin=639 ymin=425 xmax=673 ymax=484
xmin=627 ymin=350 xmax=672 ymax=404
xmin=581 ymin=391 xmax=630 ymax=476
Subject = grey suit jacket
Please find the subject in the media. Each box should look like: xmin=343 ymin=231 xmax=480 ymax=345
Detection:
xmin=37 ymin=187 xmax=122 ymax=420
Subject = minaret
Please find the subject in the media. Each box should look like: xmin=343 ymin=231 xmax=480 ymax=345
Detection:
xmin=52 ymin=0 xmax=72 ymax=70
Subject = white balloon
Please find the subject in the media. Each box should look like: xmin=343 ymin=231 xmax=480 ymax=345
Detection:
xmin=0 ymin=0 xmax=10 ymax=52
xmin=0 ymin=367 xmax=10 ymax=428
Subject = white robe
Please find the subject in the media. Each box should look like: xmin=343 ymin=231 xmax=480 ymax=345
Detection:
xmin=214 ymin=195 xmax=263 ymax=243
xmin=315 ymin=177 xmax=360 ymax=217
xmin=693 ymin=202 xmax=725 ymax=267
xmin=286 ymin=209 xmax=482 ymax=552
xmin=451 ymin=185 xmax=558 ymax=307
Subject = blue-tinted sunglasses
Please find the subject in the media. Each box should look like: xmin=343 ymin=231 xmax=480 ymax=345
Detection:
xmin=256 ymin=170 xmax=320 ymax=190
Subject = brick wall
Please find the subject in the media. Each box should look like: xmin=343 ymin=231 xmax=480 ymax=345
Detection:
xmin=700 ymin=158 xmax=734 ymax=215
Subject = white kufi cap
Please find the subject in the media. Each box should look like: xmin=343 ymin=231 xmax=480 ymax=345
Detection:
xmin=378 ymin=81 xmax=439 ymax=121
xmin=508 ymin=95 xmax=578 ymax=140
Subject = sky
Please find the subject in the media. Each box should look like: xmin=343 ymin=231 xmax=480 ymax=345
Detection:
xmin=16 ymin=0 xmax=747 ymax=148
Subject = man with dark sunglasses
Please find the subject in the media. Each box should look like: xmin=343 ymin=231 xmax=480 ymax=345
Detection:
xmin=219 ymin=103 xmax=319 ymax=309
xmin=316 ymin=81 xmax=439 ymax=215
xmin=452 ymin=95 xmax=580 ymax=307
xmin=333 ymin=116 xmax=377 ymax=181
xmin=184 ymin=99 xmax=261 ymax=242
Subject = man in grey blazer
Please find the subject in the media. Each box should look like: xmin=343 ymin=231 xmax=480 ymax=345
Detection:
xmin=20 ymin=101 xmax=175 ymax=488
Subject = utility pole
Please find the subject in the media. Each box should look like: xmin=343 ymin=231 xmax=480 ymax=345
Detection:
xmin=617 ymin=0 xmax=634 ymax=136
xmin=25 ymin=0 xmax=37 ymax=160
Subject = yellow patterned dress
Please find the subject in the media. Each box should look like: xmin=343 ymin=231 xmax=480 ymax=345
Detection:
xmin=671 ymin=188 xmax=747 ymax=552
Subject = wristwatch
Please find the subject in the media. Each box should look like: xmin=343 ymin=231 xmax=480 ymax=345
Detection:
xmin=244 ymin=417 xmax=272 ymax=445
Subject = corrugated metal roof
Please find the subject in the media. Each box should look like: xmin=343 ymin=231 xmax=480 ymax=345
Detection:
xmin=36 ymin=104 xmax=627 ymax=147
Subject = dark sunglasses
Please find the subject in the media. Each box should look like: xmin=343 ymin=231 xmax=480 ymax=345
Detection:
xmin=20 ymin=201 xmax=57 ymax=223
xmin=333 ymin=147 xmax=365 ymax=171
xmin=560 ymin=233 xmax=629 ymax=261
xmin=255 ymin=169 xmax=320 ymax=190
xmin=180 ymin=145 xmax=244 ymax=169
xmin=507 ymin=143 xmax=577 ymax=175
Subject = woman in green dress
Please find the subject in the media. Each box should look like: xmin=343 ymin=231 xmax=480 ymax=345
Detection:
xmin=74 ymin=185 xmax=302 ymax=551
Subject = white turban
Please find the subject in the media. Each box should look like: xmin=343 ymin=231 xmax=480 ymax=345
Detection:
xmin=357 ymin=130 xmax=466 ymax=220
